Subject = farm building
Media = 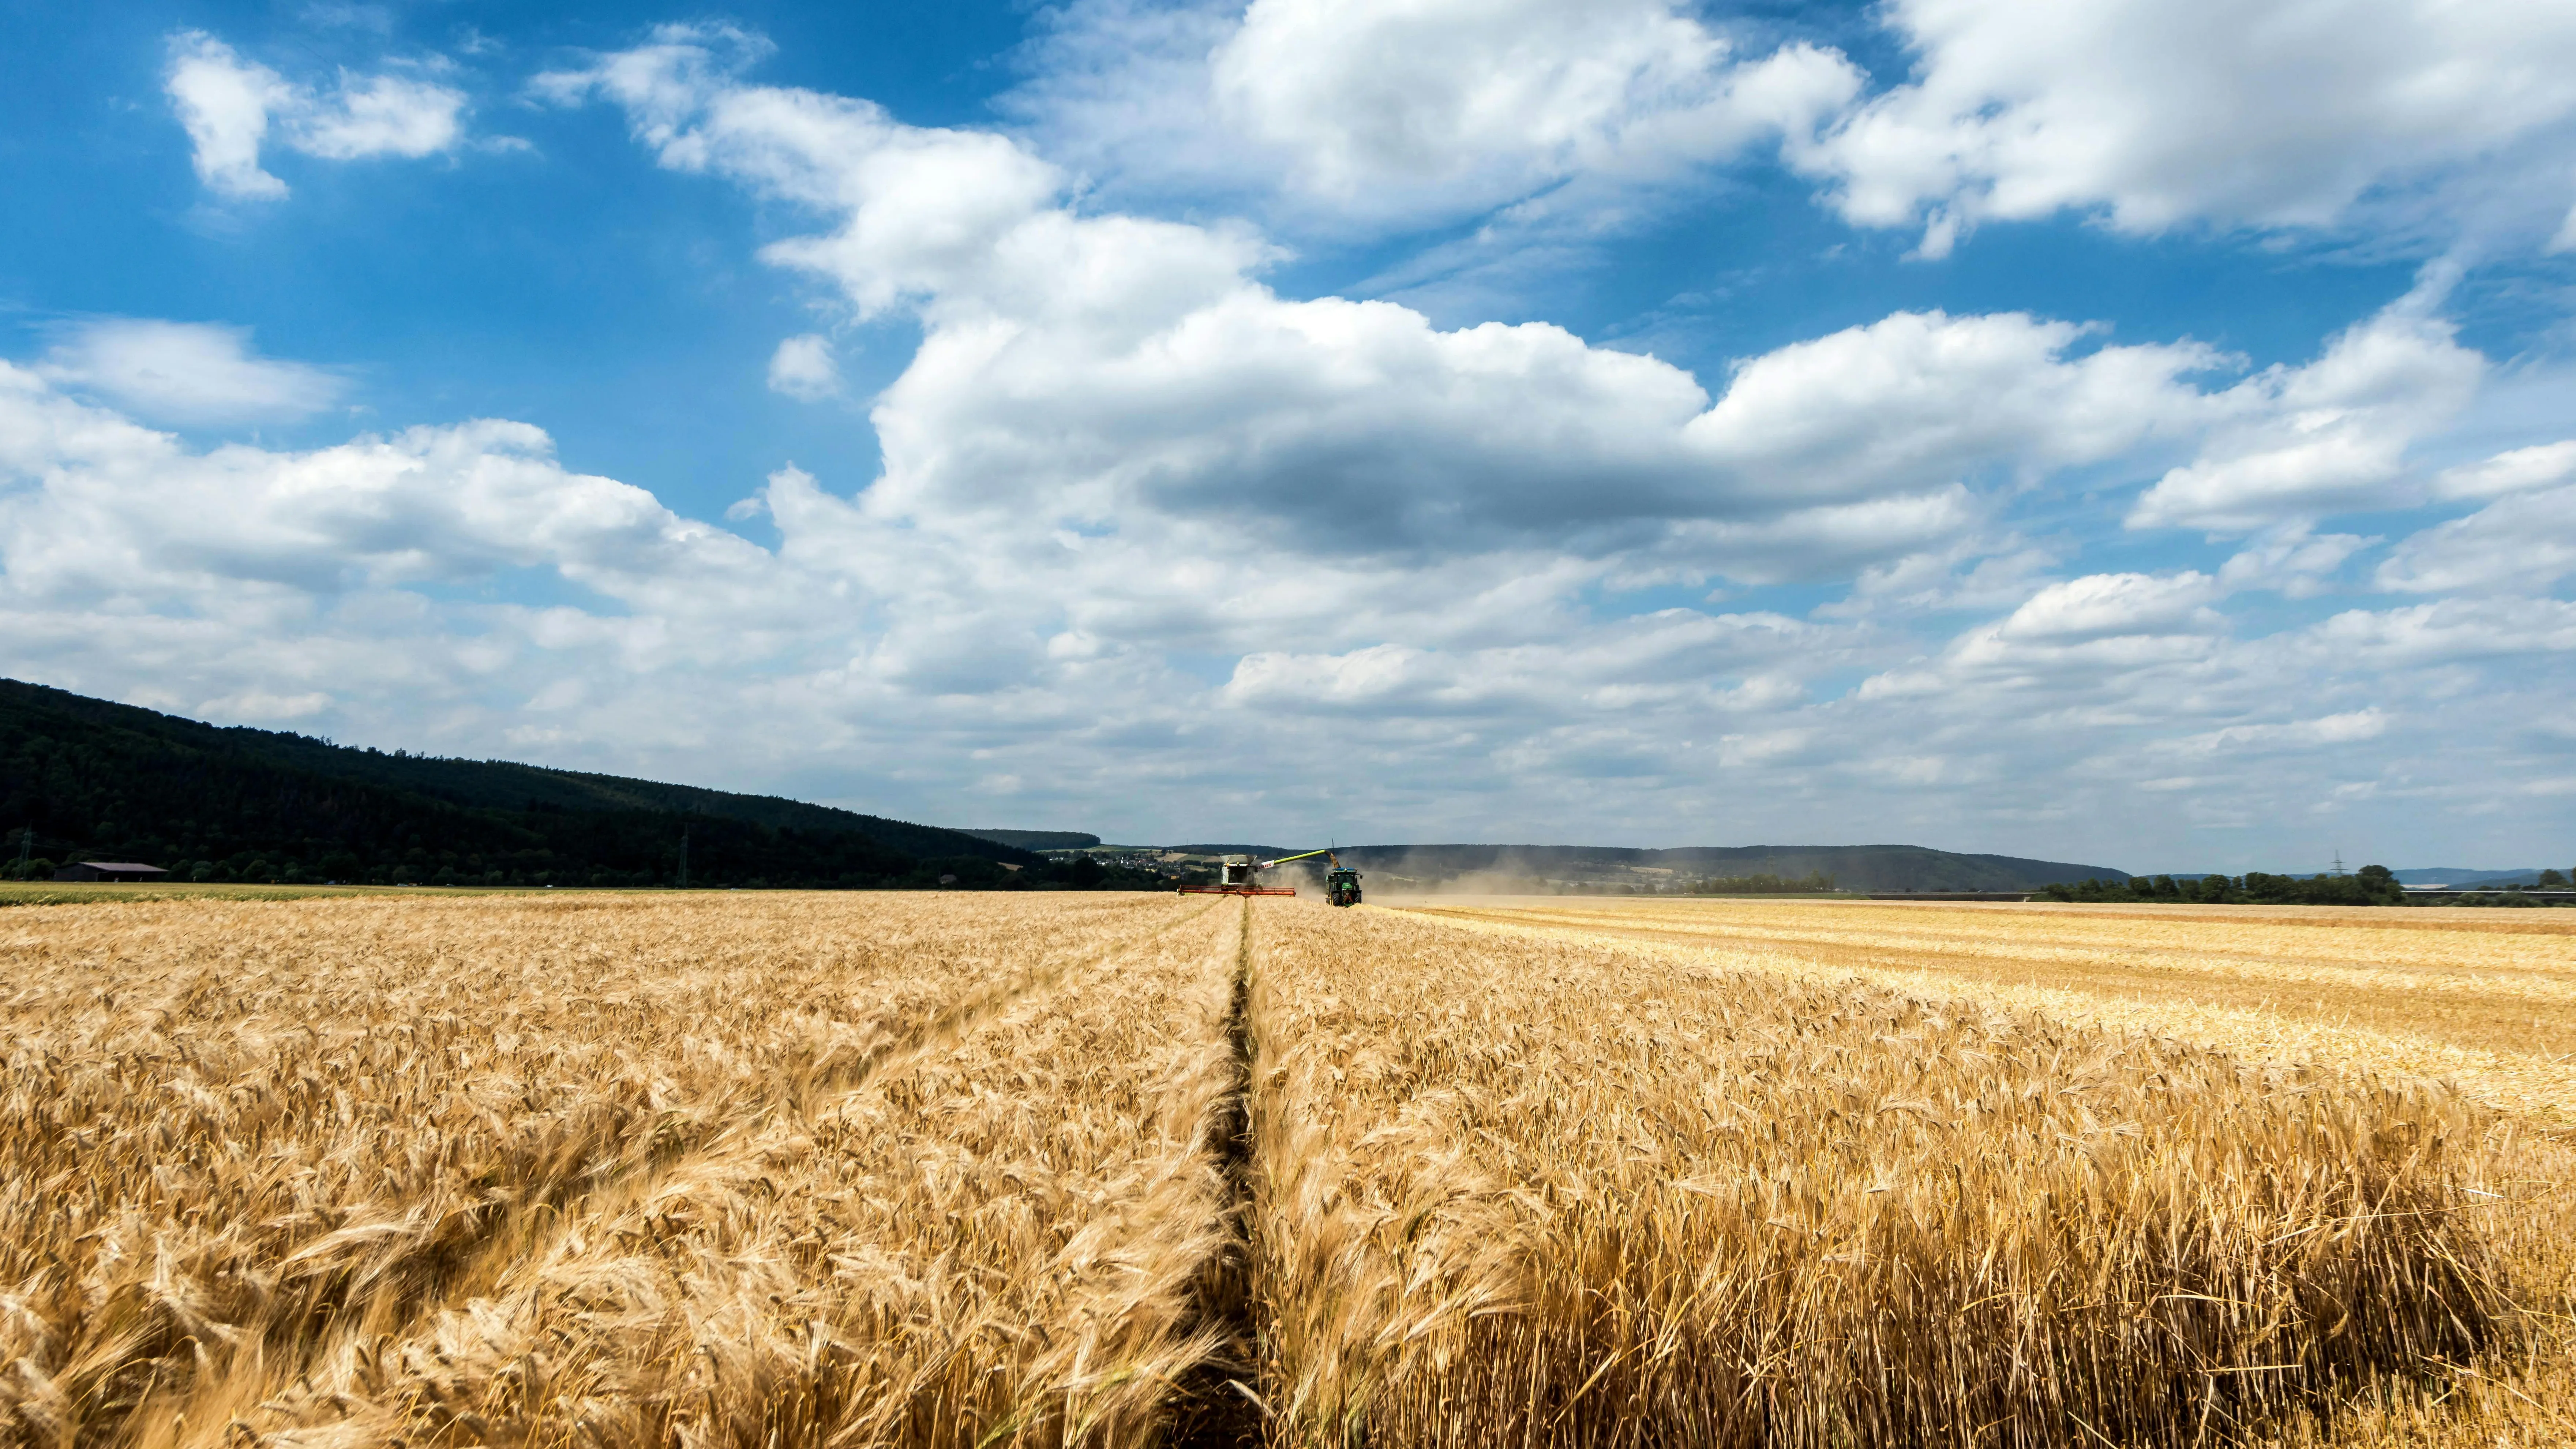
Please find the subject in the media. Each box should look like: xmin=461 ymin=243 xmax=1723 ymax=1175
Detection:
xmin=52 ymin=861 xmax=170 ymax=882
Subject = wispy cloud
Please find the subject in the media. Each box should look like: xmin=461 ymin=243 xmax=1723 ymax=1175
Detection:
xmin=766 ymin=334 xmax=841 ymax=401
xmin=35 ymin=319 xmax=345 ymax=426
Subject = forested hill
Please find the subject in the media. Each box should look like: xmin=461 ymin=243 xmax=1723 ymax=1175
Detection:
xmin=960 ymin=829 xmax=1103 ymax=850
xmin=0 ymin=678 xmax=1070 ymax=889
xmin=1332 ymin=843 xmax=2129 ymax=892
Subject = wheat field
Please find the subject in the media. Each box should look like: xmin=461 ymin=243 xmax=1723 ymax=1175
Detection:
xmin=4 ymin=891 xmax=2570 ymax=1447
xmin=0 ymin=893 xmax=1189 ymax=1448
xmin=1388 ymin=898 xmax=2576 ymax=1123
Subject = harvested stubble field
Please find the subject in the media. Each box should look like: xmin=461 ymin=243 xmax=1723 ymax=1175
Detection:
xmin=3 ymin=892 xmax=2570 ymax=1448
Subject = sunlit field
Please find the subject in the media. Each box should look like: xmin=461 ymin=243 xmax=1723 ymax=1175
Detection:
xmin=0 ymin=881 xmax=543 ymax=906
xmin=1387 ymin=896 xmax=2576 ymax=1124
xmin=4 ymin=892 xmax=2569 ymax=1447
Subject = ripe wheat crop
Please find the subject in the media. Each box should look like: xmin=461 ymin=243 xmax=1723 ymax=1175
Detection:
xmin=1246 ymin=903 xmax=2526 ymax=1448
xmin=254 ymin=894 xmax=1248 ymax=1448
xmin=1400 ymin=898 xmax=2576 ymax=1122
xmin=4 ymin=892 xmax=2561 ymax=1449
xmin=0 ymin=892 xmax=1183 ymax=1448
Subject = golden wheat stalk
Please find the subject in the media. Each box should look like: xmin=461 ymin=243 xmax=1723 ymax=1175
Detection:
xmin=1247 ymin=901 xmax=2523 ymax=1448
xmin=234 ymin=896 xmax=1243 ymax=1449
xmin=0 ymin=892 xmax=1173 ymax=1448
xmin=9 ymin=890 xmax=2566 ymax=1449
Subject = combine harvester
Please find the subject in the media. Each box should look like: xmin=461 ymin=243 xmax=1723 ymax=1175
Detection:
xmin=1180 ymin=848 xmax=1364 ymax=906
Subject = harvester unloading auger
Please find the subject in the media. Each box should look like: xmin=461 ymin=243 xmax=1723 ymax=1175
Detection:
xmin=1178 ymin=847 xmax=1363 ymax=906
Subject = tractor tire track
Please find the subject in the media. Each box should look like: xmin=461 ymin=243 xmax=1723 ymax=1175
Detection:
xmin=1166 ymin=899 xmax=1266 ymax=1449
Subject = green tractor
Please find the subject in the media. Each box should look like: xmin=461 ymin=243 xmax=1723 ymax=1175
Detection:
xmin=1326 ymin=856 xmax=1362 ymax=907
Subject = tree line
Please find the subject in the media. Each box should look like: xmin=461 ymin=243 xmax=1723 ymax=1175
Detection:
xmin=2043 ymin=868 xmax=2407 ymax=906
xmin=2043 ymin=864 xmax=2576 ymax=907
xmin=1 ymin=684 xmax=1170 ymax=891
xmin=1691 ymin=871 xmax=1838 ymax=895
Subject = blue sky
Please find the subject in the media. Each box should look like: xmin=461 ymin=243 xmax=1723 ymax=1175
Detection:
xmin=3 ymin=0 xmax=2573 ymax=871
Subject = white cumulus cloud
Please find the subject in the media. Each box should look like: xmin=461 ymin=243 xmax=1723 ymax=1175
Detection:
xmin=1210 ymin=0 xmax=1859 ymax=205
xmin=7 ymin=328 xmax=2572 ymax=860
xmin=294 ymin=70 xmax=472 ymax=160
xmin=485 ymin=29 xmax=2576 ymax=855
xmin=15 ymin=23 xmax=2574 ymax=862
xmin=1789 ymin=0 xmax=2576 ymax=253
xmin=766 ymin=334 xmax=841 ymax=401
xmin=2378 ymin=484 xmax=2576 ymax=595
xmin=2434 ymin=440 xmax=2576 ymax=499
xmin=2126 ymin=292 xmax=2482 ymax=532
xmin=1996 ymin=571 xmax=2223 ymax=643
xmin=167 ymin=33 xmax=295 ymax=199
xmin=2161 ymin=709 xmax=2389 ymax=757
xmin=1008 ymin=0 xmax=1860 ymax=229
xmin=546 ymin=29 xmax=2339 ymax=581
xmin=165 ymin=31 xmax=468 ymax=200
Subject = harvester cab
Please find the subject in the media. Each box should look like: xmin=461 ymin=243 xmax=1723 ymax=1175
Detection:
xmin=1180 ymin=852 xmax=1300 ymax=897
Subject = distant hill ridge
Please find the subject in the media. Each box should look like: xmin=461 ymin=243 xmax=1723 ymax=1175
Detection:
xmin=3 ymin=678 xmax=2136 ymax=894
xmin=2389 ymin=867 xmax=2556 ymax=887
xmin=1320 ymin=843 xmax=2130 ymax=893
xmin=0 ymin=678 xmax=1042 ymax=888
xmin=960 ymin=829 xmax=1103 ymax=850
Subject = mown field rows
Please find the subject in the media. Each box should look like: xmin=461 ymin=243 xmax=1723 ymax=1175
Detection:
xmin=4 ymin=892 xmax=2570 ymax=1447
xmin=1392 ymin=898 xmax=2576 ymax=1123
